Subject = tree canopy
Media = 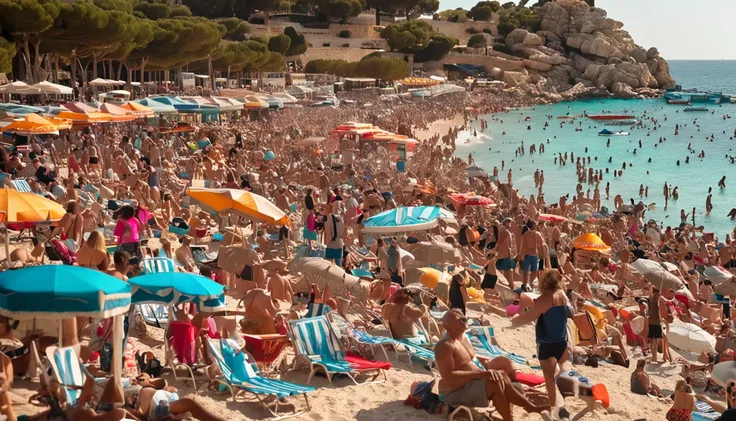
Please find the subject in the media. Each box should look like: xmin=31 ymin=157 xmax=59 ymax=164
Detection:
xmin=267 ymin=35 xmax=291 ymax=55
xmin=467 ymin=34 xmax=487 ymax=48
xmin=381 ymin=20 xmax=457 ymax=62
xmin=497 ymin=5 xmax=539 ymax=36
xmin=0 ymin=36 xmax=16 ymax=73
xmin=467 ymin=1 xmax=499 ymax=21
xmin=436 ymin=8 xmax=468 ymax=23
xmin=314 ymin=0 xmax=365 ymax=23
xmin=305 ymin=55 xmax=407 ymax=80
xmin=284 ymin=26 xmax=308 ymax=56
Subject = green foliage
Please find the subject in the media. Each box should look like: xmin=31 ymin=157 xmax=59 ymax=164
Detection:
xmin=259 ymin=52 xmax=284 ymax=71
xmin=315 ymin=0 xmax=365 ymax=23
xmin=0 ymin=36 xmax=16 ymax=73
xmin=93 ymin=0 xmax=135 ymax=13
xmin=355 ymin=56 xmax=408 ymax=81
xmin=169 ymin=6 xmax=192 ymax=17
xmin=467 ymin=34 xmax=487 ymax=48
xmin=181 ymin=0 xmax=239 ymax=19
xmin=305 ymin=59 xmax=356 ymax=77
xmin=251 ymin=36 xmax=269 ymax=45
xmin=218 ymin=17 xmax=250 ymax=41
xmin=482 ymin=28 xmax=493 ymax=35
xmin=133 ymin=16 xmax=225 ymax=70
xmin=284 ymin=26 xmax=307 ymax=56
xmin=381 ymin=21 xmax=456 ymax=62
xmin=437 ymin=8 xmax=468 ymax=23
xmin=368 ymin=0 xmax=437 ymax=20
xmin=467 ymin=1 xmax=499 ymax=21
xmin=0 ymin=0 xmax=61 ymax=38
xmin=210 ymin=39 xmax=280 ymax=72
xmin=249 ymin=0 xmax=282 ymax=17
xmin=502 ymin=2 xmax=515 ymax=8
xmin=497 ymin=5 xmax=539 ymax=36
xmin=133 ymin=1 xmax=171 ymax=20
xmin=338 ymin=30 xmax=351 ymax=38
xmin=267 ymin=34 xmax=291 ymax=54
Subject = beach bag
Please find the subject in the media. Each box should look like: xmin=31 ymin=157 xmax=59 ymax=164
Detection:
xmin=47 ymin=238 xmax=76 ymax=265
xmin=330 ymin=214 xmax=344 ymax=241
xmin=458 ymin=225 xmax=470 ymax=246
xmin=136 ymin=351 xmax=163 ymax=378
xmin=404 ymin=380 xmax=443 ymax=414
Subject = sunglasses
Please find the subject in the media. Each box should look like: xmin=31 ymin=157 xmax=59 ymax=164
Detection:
xmin=459 ymin=317 xmax=468 ymax=324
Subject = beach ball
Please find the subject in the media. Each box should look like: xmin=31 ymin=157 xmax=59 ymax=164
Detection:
xmin=264 ymin=151 xmax=276 ymax=161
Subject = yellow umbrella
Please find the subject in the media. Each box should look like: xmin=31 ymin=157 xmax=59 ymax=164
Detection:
xmin=186 ymin=188 xmax=290 ymax=226
xmin=572 ymin=232 xmax=610 ymax=252
xmin=2 ymin=114 xmax=64 ymax=135
xmin=0 ymin=189 xmax=66 ymax=263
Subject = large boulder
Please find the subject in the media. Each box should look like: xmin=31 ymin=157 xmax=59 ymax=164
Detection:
xmin=506 ymin=29 xmax=530 ymax=48
xmin=538 ymin=1 xmax=570 ymax=39
xmin=648 ymin=57 xmax=675 ymax=88
xmin=491 ymin=67 xmax=504 ymax=81
xmin=529 ymin=53 xmax=568 ymax=66
xmin=647 ymin=47 xmax=660 ymax=59
xmin=631 ymin=47 xmax=648 ymax=63
xmin=567 ymin=33 xmax=625 ymax=59
xmin=611 ymin=82 xmax=638 ymax=98
xmin=522 ymin=59 xmax=553 ymax=72
xmin=523 ymin=32 xmax=543 ymax=46
xmin=504 ymin=71 xmax=528 ymax=88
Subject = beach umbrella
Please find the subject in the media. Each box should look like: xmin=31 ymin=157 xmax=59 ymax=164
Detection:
xmin=403 ymin=241 xmax=460 ymax=265
xmin=0 ymin=266 xmax=130 ymax=319
xmin=465 ymin=164 xmax=487 ymax=178
xmin=1 ymin=114 xmax=65 ymax=135
xmin=287 ymin=257 xmax=369 ymax=303
xmin=630 ymin=259 xmax=684 ymax=290
xmin=295 ymin=137 xmax=325 ymax=147
xmin=406 ymin=267 xmax=448 ymax=289
xmin=667 ymin=321 xmax=716 ymax=354
xmin=447 ymin=193 xmax=494 ymax=207
xmin=59 ymin=102 xmax=112 ymax=123
xmin=362 ymin=206 xmax=454 ymax=234
xmin=150 ymin=96 xmax=198 ymax=111
xmin=30 ymin=81 xmax=73 ymax=95
xmin=131 ymin=99 xmax=175 ymax=114
xmin=99 ymin=103 xmax=137 ymax=122
xmin=571 ymin=233 xmax=610 ymax=252
xmin=705 ymin=266 xmax=734 ymax=286
xmin=0 ymin=81 xmax=41 ymax=95
xmin=537 ymin=213 xmax=569 ymax=223
xmin=0 ymin=189 xmax=66 ymax=222
xmin=186 ymin=188 xmax=290 ymax=226
xmin=121 ymin=101 xmax=154 ymax=117
xmin=712 ymin=361 xmax=736 ymax=388
xmin=129 ymin=272 xmax=225 ymax=311
xmin=264 ymin=151 xmax=275 ymax=161
xmin=216 ymin=246 xmax=262 ymax=274
xmin=714 ymin=279 xmax=736 ymax=297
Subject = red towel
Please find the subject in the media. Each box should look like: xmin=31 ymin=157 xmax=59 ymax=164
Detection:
xmin=513 ymin=372 xmax=545 ymax=387
xmin=171 ymin=322 xmax=197 ymax=365
xmin=345 ymin=352 xmax=392 ymax=370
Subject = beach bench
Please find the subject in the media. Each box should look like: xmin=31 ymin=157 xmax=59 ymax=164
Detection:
xmin=206 ymin=338 xmax=314 ymax=420
xmin=288 ymin=315 xmax=388 ymax=385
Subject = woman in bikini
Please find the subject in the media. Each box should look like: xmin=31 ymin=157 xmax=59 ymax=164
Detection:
xmin=50 ymin=200 xmax=84 ymax=253
xmin=76 ymin=231 xmax=110 ymax=270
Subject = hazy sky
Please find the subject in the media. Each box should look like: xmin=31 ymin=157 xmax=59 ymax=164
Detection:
xmin=437 ymin=0 xmax=732 ymax=60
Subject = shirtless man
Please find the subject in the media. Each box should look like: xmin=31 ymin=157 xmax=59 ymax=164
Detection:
xmin=436 ymin=310 xmax=546 ymax=421
xmin=175 ymin=236 xmax=196 ymax=271
xmin=494 ymin=218 xmax=516 ymax=289
xmin=240 ymin=288 xmax=279 ymax=335
xmin=381 ymin=288 xmax=428 ymax=340
xmin=267 ymin=268 xmax=294 ymax=302
xmin=518 ymin=220 xmax=545 ymax=291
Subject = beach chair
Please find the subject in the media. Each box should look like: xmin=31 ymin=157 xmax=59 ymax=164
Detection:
xmin=304 ymin=303 xmax=331 ymax=319
xmin=385 ymin=320 xmax=438 ymax=374
xmin=165 ymin=321 xmax=201 ymax=392
xmin=242 ymin=334 xmax=290 ymax=376
xmin=331 ymin=314 xmax=392 ymax=362
xmin=11 ymin=179 xmax=32 ymax=193
xmin=288 ymin=316 xmax=387 ymax=384
xmin=206 ymin=338 xmax=314 ymax=420
xmin=137 ymin=303 xmax=169 ymax=328
xmin=45 ymin=346 xmax=85 ymax=405
xmin=466 ymin=326 xmax=527 ymax=366
xmin=572 ymin=312 xmax=606 ymax=354
xmin=142 ymin=257 xmax=176 ymax=274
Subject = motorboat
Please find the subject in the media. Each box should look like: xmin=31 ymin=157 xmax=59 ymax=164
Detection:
xmin=608 ymin=119 xmax=640 ymax=126
xmin=684 ymin=107 xmax=709 ymax=112
xmin=598 ymin=129 xmax=629 ymax=136
xmin=668 ymin=99 xmax=691 ymax=105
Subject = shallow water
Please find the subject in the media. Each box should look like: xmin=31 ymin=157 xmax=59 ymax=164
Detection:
xmin=458 ymin=98 xmax=736 ymax=238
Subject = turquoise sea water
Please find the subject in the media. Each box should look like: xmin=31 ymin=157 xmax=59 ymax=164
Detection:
xmin=459 ymin=61 xmax=736 ymax=238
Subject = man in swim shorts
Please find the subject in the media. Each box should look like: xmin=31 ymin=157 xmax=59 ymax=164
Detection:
xmin=436 ymin=310 xmax=547 ymax=421
xmin=518 ymin=220 xmax=545 ymax=291
xmin=494 ymin=218 xmax=517 ymax=289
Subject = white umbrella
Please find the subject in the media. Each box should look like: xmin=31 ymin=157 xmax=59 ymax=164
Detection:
xmin=712 ymin=361 xmax=736 ymax=388
xmin=630 ymin=259 xmax=684 ymax=290
xmin=90 ymin=78 xmax=112 ymax=87
xmin=30 ymin=81 xmax=73 ymax=95
xmin=704 ymin=266 xmax=734 ymax=286
xmin=287 ymin=257 xmax=369 ymax=303
xmin=715 ymin=279 xmax=736 ymax=297
xmin=667 ymin=321 xmax=716 ymax=354
xmin=0 ymin=81 xmax=41 ymax=94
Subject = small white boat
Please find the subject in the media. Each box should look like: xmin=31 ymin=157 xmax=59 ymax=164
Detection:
xmin=684 ymin=107 xmax=709 ymax=112
xmin=598 ymin=129 xmax=629 ymax=136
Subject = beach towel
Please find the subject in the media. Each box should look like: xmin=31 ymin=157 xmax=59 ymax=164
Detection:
xmin=170 ymin=322 xmax=196 ymax=365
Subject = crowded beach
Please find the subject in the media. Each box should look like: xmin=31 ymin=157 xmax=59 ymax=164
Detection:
xmin=0 ymin=82 xmax=734 ymax=421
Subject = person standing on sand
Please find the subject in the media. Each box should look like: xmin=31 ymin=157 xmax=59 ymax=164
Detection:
xmin=517 ymin=220 xmax=544 ymax=291
xmin=495 ymin=218 xmax=516 ymax=289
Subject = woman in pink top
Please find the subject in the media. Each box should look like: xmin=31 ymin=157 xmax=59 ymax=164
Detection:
xmin=114 ymin=205 xmax=145 ymax=259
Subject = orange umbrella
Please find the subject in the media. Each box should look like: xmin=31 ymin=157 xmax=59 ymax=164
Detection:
xmin=59 ymin=102 xmax=112 ymax=123
xmin=121 ymin=102 xmax=154 ymax=118
xmin=99 ymin=103 xmax=136 ymax=122
xmin=572 ymin=233 xmax=610 ymax=252
xmin=2 ymin=114 xmax=64 ymax=134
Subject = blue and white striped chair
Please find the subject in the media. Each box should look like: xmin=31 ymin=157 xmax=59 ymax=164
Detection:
xmin=466 ymin=326 xmax=527 ymax=366
xmin=45 ymin=346 xmax=84 ymax=405
xmin=142 ymin=257 xmax=176 ymax=274
xmin=206 ymin=338 xmax=314 ymax=420
xmin=385 ymin=320 xmax=438 ymax=375
xmin=288 ymin=316 xmax=355 ymax=384
xmin=12 ymin=179 xmax=32 ymax=193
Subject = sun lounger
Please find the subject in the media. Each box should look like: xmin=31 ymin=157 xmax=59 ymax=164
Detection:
xmin=304 ymin=303 xmax=331 ymax=318
xmin=573 ymin=312 xmax=606 ymax=354
xmin=385 ymin=320 xmax=438 ymax=374
xmin=137 ymin=303 xmax=169 ymax=328
xmin=330 ymin=314 xmax=392 ymax=361
xmin=45 ymin=346 xmax=85 ymax=405
xmin=288 ymin=316 xmax=387 ymax=384
xmin=206 ymin=338 xmax=314 ymax=420
xmin=693 ymin=401 xmax=720 ymax=420
xmin=142 ymin=257 xmax=176 ymax=274
xmin=11 ymin=179 xmax=32 ymax=193
xmin=466 ymin=326 xmax=527 ymax=366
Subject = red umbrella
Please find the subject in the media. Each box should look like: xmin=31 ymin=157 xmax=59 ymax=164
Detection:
xmin=538 ymin=213 xmax=568 ymax=223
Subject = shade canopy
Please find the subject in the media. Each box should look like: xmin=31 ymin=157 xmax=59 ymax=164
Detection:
xmin=30 ymin=81 xmax=73 ymax=95
xmin=711 ymin=361 xmax=736 ymax=388
xmin=571 ymin=233 xmax=610 ymax=252
xmin=58 ymin=102 xmax=111 ymax=123
xmin=362 ymin=206 xmax=454 ymax=234
xmin=287 ymin=257 xmax=367 ymax=303
xmin=402 ymin=241 xmax=460 ymax=265
xmin=0 ymin=81 xmax=41 ymax=95
xmin=1 ymin=114 xmax=70 ymax=135
xmin=0 ymin=189 xmax=66 ymax=222
xmin=186 ymin=188 xmax=290 ymax=226
xmin=132 ymin=98 xmax=177 ymax=114
xmin=667 ymin=320 xmax=716 ymax=354
xmin=150 ymin=96 xmax=199 ymax=110
xmin=98 ymin=103 xmax=137 ymax=121
xmin=129 ymin=272 xmax=225 ymax=311
xmin=216 ymin=246 xmax=262 ymax=274
xmin=414 ymin=267 xmax=446 ymax=289
xmin=704 ymin=266 xmax=734 ymax=285
xmin=0 ymin=266 xmax=131 ymax=319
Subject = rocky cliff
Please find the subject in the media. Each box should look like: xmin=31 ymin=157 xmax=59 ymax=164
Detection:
xmin=496 ymin=0 xmax=675 ymax=99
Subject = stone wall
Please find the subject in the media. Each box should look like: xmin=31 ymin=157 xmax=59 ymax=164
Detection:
xmin=442 ymin=54 xmax=525 ymax=73
xmin=298 ymin=47 xmax=377 ymax=65
xmin=250 ymin=23 xmax=388 ymax=50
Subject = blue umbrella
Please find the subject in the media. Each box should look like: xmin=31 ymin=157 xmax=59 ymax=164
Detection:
xmin=0 ymin=266 xmax=131 ymax=319
xmin=129 ymin=272 xmax=226 ymax=311
xmin=362 ymin=206 xmax=455 ymax=234
xmin=264 ymin=150 xmax=276 ymax=161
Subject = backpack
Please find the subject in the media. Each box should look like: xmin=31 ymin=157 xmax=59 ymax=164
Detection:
xmin=47 ymin=238 xmax=76 ymax=265
xmin=330 ymin=214 xmax=344 ymax=241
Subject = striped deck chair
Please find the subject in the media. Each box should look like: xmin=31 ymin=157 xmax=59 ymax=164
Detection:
xmin=466 ymin=327 xmax=527 ymax=366
xmin=304 ymin=303 xmax=331 ymax=319
xmin=142 ymin=257 xmax=176 ymax=274
xmin=288 ymin=316 xmax=387 ymax=384
xmin=12 ymin=179 xmax=32 ymax=193
xmin=206 ymin=338 xmax=314 ymax=420
xmin=45 ymin=346 xmax=84 ymax=405
xmin=693 ymin=401 xmax=720 ymax=421
xmin=331 ymin=314 xmax=391 ymax=361
xmin=385 ymin=320 xmax=438 ymax=375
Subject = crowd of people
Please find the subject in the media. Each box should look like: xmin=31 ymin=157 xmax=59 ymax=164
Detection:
xmin=0 ymin=84 xmax=735 ymax=421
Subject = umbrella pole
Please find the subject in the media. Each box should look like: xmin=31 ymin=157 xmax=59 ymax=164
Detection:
xmin=57 ymin=321 xmax=63 ymax=347
xmin=4 ymin=223 xmax=10 ymax=265
xmin=112 ymin=315 xmax=123 ymax=385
